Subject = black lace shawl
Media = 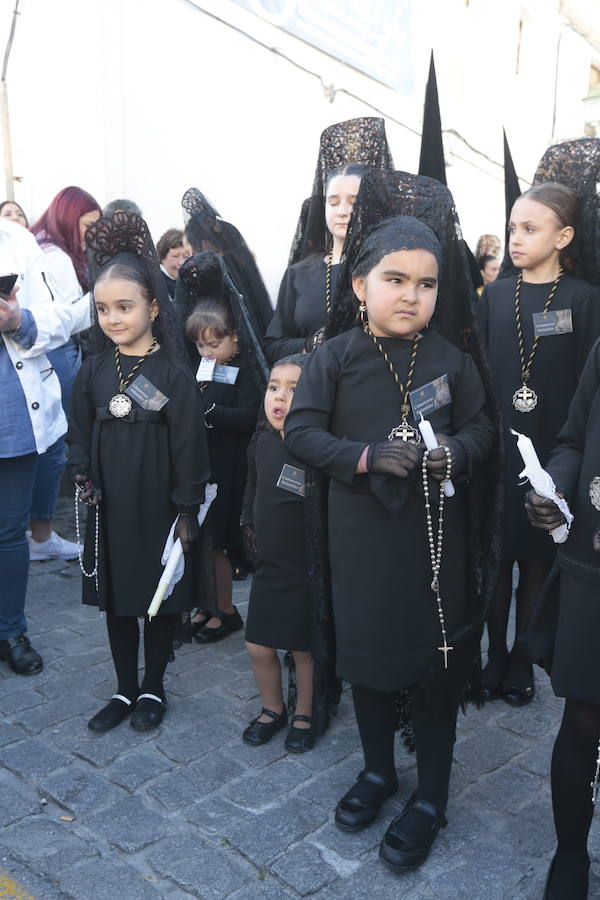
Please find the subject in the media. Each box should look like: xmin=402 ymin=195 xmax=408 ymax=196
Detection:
xmin=532 ymin=138 xmax=600 ymax=287
xmin=85 ymin=212 xmax=190 ymax=376
xmin=181 ymin=188 xmax=273 ymax=339
xmin=325 ymin=169 xmax=503 ymax=710
xmin=177 ymin=249 xmax=269 ymax=393
xmin=288 ymin=117 xmax=394 ymax=265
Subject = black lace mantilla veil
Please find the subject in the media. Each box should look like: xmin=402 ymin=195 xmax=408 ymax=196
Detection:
xmin=288 ymin=117 xmax=395 ymax=265
xmin=178 ymin=249 xmax=269 ymax=391
xmin=532 ymin=137 xmax=600 ymax=286
xmin=326 ymin=170 xmax=503 ymax=718
xmin=86 ymin=212 xmax=188 ymax=374
xmin=181 ymin=188 xmax=273 ymax=339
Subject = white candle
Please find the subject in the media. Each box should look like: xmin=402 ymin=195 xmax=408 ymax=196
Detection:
xmin=147 ymin=538 xmax=184 ymax=619
xmin=418 ymin=415 xmax=455 ymax=498
xmin=510 ymin=428 xmax=571 ymax=543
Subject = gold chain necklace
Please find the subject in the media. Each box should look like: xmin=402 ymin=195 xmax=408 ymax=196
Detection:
xmin=325 ymin=249 xmax=333 ymax=314
xmin=512 ymin=267 xmax=563 ymax=412
xmin=108 ymin=338 xmax=158 ymax=418
xmin=361 ymin=309 xmax=422 ymax=443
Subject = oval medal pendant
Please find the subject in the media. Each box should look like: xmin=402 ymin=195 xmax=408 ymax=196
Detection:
xmin=589 ymin=476 xmax=600 ymax=512
xmin=108 ymin=393 xmax=133 ymax=418
xmin=512 ymin=384 xmax=538 ymax=413
xmin=388 ymin=419 xmax=421 ymax=443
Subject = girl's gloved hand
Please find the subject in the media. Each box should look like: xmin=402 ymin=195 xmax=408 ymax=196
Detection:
xmin=367 ymin=440 xmax=423 ymax=478
xmin=174 ymin=513 xmax=199 ymax=553
xmin=525 ymin=490 xmax=566 ymax=531
xmin=75 ymin=474 xmax=102 ymax=506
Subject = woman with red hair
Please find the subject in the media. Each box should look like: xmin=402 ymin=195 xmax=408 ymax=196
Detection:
xmin=28 ymin=186 xmax=101 ymax=561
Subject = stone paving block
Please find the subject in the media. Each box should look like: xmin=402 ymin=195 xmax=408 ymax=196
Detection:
xmin=47 ymin=715 xmax=153 ymax=767
xmin=1 ymin=816 xmax=97 ymax=878
xmin=0 ymin=722 xmax=26 ymax=747
xmin=221 ymin=671 xmax=262 ymax=703
xmin=107 ymin=749 xmax=173 ymax=792
xmin=184 ymin=794 xmax=248 ymax=836
xmin=0 ymin=781 xmax=40 ymax=826
xmin=83 ymin=796 xmax=171 ymax=852
xmin=496 ymin=701 xmax=562 ymax=740
xmin=0 ymin=847 xmax=68 ymax=900
xmin=150 ymin=833 xmax=250 ymax=898
xmin=454 ymin=723 xmax=528 ymax=779
xmin=156 ymin=717 xmax=239 ymax=764
xmin=227 ymin=733 xmax=288 ymax=769
xmin=1 ymin=687 xmax=46 ymax=714
xmin=271 ymin=841 xmax=340 ymax=895
xmin=51 ymin=646 xmax=111 ymax=675
xmin=225 ymin=797 xmax=328 ymax=867
xmin=57 ymin=857 xmax=163 ymax=899
xmin=516 ymin=737 xmax=554 ymax=778
xmin=460 ymin=764 xmax=544 ymax=817
xmin=297 ymin=754 xmax=364 ymax=809
xmin=424 ymin=841 xmax=525 ymax=899
xmin=221 ymin=757 xmax=312 ymax=811
xmin=13 ymin=690 xmax=95 ymax=734
xmin=148 ymin=751 xmax=245 ymax=810
xmin=39 ymin=764 xmax=124 ymax=814
xmin=0 ymin=737 xmax=69 ymax=778
xmin=229 ymin=874 xmax=297 ymax=899
xmin=502 ymin=795 xmax=557 ymax=859
xmin=311 ymin=846 xmax=429 ymax=899
xmin=308 ymin=815 xmax=389 ymax=862
xmin=168 ymin=663 xmax=231 ymax=698
xmin=297 ymin=725 xmax=361 ymax=773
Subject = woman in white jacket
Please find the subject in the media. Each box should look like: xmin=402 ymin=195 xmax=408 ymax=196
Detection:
xmin=29 ymin=186 xmax=101 ymax=560
xmin=0 ymin=217 xmax=89 ymax=674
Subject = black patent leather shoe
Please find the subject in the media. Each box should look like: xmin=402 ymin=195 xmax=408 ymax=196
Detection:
xmin=130 ymin=693 xmax=166 ymax=730
xmin=194 ymin=608 xmax=243 ymax=643
xmin=502 ymin=682 xmax=535 ymax=706
xmin=379 ymin=793 xmax=447 ymax=872
xmin=0 ymin=634 xmax=43 ymax=675
xmin=482 ymin=681 xmax=504 ymax=701
xmin=190 ymin=610 xmax=212 ymax=636
xmin=88 ymin=695 xmax=133 ymax=732
xmin=335 ymin=770 xmax=398 ymax=833
xmin=243 ymin=706 xmax=287 ymax=745
xmin=284 ymin=715 xmax=315 ymax=754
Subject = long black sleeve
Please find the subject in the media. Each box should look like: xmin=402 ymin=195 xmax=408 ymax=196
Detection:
xmin=263 ymin=267 xmax=305 ymax=363
xmin=205 ymin=362 xmax=261 ymax=433
xmin=450 ymin=353 xmax=495 ymax=476
xmin=65 ymin=360 xmax=95 ymax=480
xmin=165 ymin=372 xmax=210 ymax=511
xmin=241 ymin=432 xmax=258 ymax=526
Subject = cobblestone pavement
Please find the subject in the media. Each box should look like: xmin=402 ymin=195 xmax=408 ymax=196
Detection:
xmin=0 ymin=498 xmax=598 ymax=899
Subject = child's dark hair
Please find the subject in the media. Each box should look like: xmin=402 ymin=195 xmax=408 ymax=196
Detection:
xmin=185 ymin=298 xmax=236 ymax=342
xmin=95 ymin=261 xmax=153 ymax=302
xmin=272 ymin=353 xmax=308 ymax=371
xmin=325 ymin=163 xmax=370 ymax=193
xmin=518 ymin=181 xmax=579 ymax=270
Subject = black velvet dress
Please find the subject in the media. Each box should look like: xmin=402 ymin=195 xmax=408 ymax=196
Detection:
xmin=200 ymin=351 xmax=261 ymax=556
xmin=263 ymin=257 xmax=339 ymax=364
xmin=532 ymin=339 xmax=600 ymax=705
xmin=67 ymin=349 xmax=210 ymax=616
xmin=285 ymin=327 xmax=495 ymax=694
xmin=243 ymin=431 xmax=311 ymax=651
xmin=480 ymin=274 xmax=600 ymax=561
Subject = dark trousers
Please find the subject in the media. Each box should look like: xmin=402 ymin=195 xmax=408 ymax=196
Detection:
xmin=0 ymin=453 xmax=38 ymax=639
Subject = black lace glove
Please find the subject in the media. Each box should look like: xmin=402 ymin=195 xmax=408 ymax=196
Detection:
xmin=525 ymin=490 xmax=566 ymax=532
xmin=593 ymin=526 xmax=600 ymax=553
xmin=426 ymin=437 xmax=466 ymax=482
xmin=367 ymin=440 xmax=423 ymax=478
xmin=242 ymin=524 xmax=259 ymax=568
xmin=74 ymin=474 xmax=102 ymax=506
xmin=174 ymin=513 xmax=199 ymax=554
xmin=304 ymin=327 xmax=326 ymax=352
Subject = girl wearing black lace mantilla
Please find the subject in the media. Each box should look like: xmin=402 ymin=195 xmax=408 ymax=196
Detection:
xmin=67 ymin=213 xmax=210 ymax=733
xmin=263 ymin=117 xmax=394 ymax=363
xmin=285 ymin=187 xmax=499 ymax=874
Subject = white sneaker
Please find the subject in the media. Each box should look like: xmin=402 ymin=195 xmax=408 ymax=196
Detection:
xmin=28 ymin=531 xmax=81 ymax=561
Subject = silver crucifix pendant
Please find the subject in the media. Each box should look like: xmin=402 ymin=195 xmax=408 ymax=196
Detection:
xmin=438 ymin=640 xmax=454 ymax=669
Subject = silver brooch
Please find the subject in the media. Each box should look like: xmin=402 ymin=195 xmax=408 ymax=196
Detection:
xmin=589 ymin=476 xmax=600 ymax=512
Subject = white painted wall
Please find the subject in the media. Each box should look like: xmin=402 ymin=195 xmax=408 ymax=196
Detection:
xmin=0 ymin=0 xmax=596 ymax=299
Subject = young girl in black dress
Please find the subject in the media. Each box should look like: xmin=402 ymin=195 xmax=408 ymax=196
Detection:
xmin=67 ymin=213 xmax=210 ymax=732
xmin=183 ymin=263 xmax=262 ymax=642
xmin=286 ymin=211 xmax=496 ymax=872
xmin=241 ymin=354 xmax=317 ymax=753
xmin=480 ymin=182 xmax=600 ymax=706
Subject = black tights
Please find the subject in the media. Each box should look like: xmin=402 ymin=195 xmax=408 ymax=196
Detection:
xmin=547 ymin=699 xmax=600 ymax=899
xmin=352 ymin=685 xmax=458 ymax=812
xmin=484 ymin=558 xmax=551 ymax=689
xmin=106 ymin=611 xmax=176 ymax=702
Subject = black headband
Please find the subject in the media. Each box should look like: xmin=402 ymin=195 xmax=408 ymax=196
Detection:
xmin=352 ymin=215 xmax=442 ymax=277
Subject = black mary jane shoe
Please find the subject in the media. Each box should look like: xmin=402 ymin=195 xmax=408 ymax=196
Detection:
xmin=284 ymin=715 xmax=315 ymax=754
xmin=88 ymin=695 xmax=133 ymax=733
xmin=130 ymin=693 xmax=166 ymax=731
xmin=194 ymin=608 xmax=243 ymax=644
xmin=502 ymin=681 xmax=535 ymax=706
xmin=482 ymin=681 xmax=504 ymax=701
xmin=0 ymin=634 xmax=43 ymax=676
xmin=243 ymin=706 xmax=287 ymax=746
xmin=335 ymin=770 xmax=399 ymax=833
xmin=190 ymin=610 xmax=212 ymax=636
xmin=379 ymin=792 xmax=447 ymax=872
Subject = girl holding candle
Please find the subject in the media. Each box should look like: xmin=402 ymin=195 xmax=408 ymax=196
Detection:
xmin=67 ymin=213 xmax=210 ymax=732
xmin=285 ymin=169 xmax=499 ymax=872
xmin=479 ymin=163 xmax=600 ymax=706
